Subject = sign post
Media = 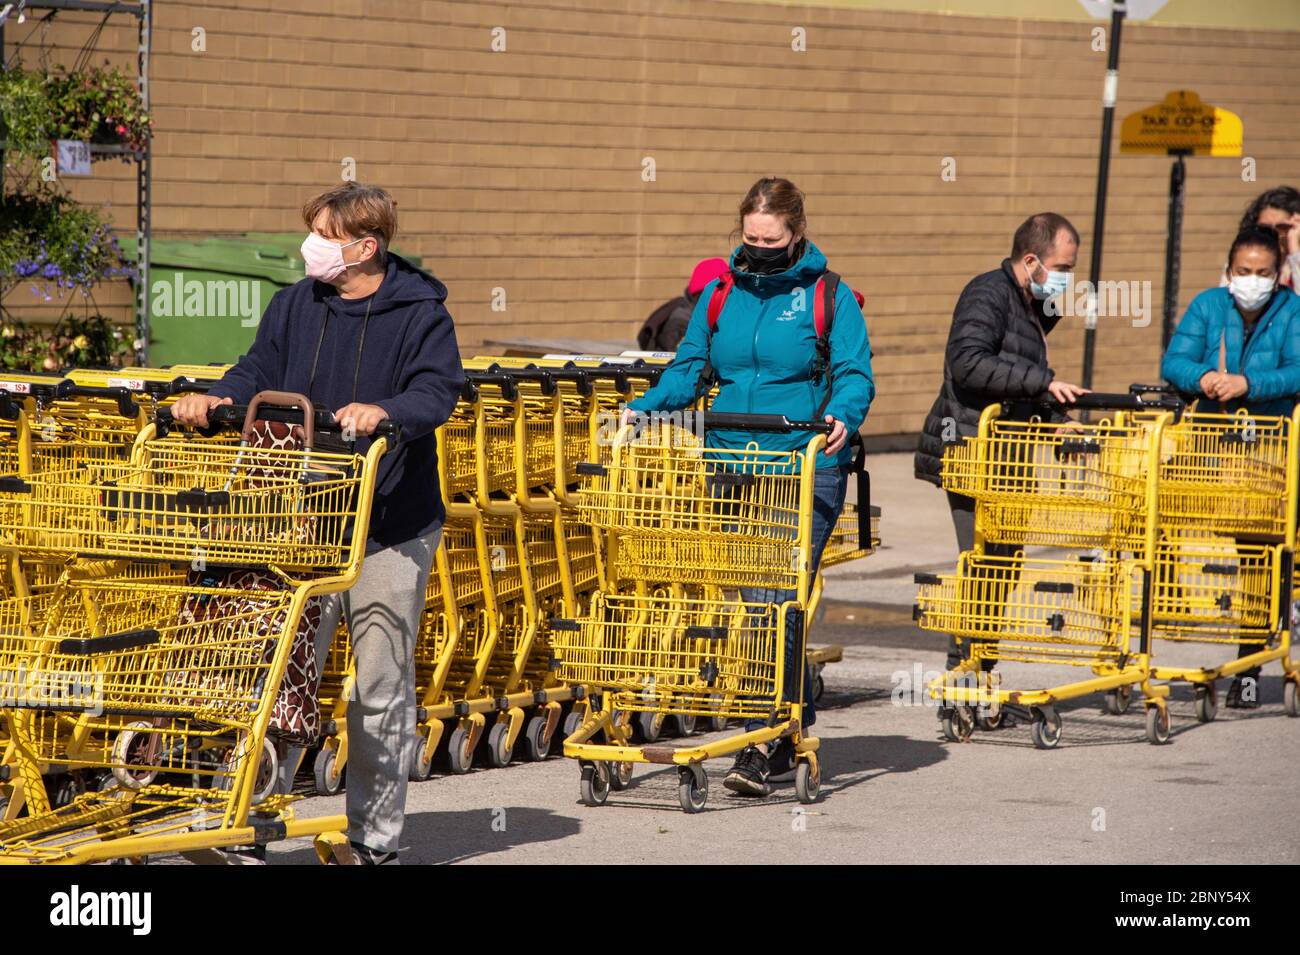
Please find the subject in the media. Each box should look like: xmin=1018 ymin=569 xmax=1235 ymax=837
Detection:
xmin=1119 ymin=90 xmax=1244 ymax=349
xmin=1076 ymin=0 xmax=1169 ymax=390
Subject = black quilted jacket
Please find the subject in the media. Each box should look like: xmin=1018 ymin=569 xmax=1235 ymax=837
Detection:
xmin=914 ymin=258 xmax=1062 ymax=485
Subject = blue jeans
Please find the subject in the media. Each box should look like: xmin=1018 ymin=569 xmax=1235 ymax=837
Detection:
xmin=740 ymin=465 xmax=848 ymax=733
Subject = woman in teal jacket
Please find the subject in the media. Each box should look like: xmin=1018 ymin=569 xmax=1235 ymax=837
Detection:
xmin=1163 ymin=227 xmax=1300 ymax=416
xmin=628 ymin=177 xmax=875 ymax=796
xmin=1162 ymin=226 xmax=1300 ymax=708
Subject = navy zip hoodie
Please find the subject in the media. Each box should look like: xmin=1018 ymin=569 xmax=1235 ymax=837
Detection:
xmin=207 ymin=253 xmax=465 ymax=553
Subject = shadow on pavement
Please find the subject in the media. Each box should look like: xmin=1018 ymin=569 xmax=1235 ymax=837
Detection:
xmin=272 ymin=807 xmax=582 ymax=865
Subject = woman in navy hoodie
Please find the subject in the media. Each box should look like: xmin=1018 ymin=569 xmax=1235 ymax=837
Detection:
xmin=173 ymin=183 xmax=465 ymax=864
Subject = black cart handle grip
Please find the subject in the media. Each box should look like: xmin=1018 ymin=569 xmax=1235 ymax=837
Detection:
xmin=699 ymin=412 xmax=833 ymax=434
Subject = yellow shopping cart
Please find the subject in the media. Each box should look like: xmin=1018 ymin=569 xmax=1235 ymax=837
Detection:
xmin=917 ymin=392 xmax=1183 ymax=747
xmin=0 ymin=392 xmax=398 ymax=864
xmin=553 ymin=411 xmax=834 ymax=811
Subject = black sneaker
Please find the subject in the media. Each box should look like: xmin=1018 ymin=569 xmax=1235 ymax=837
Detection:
xmin=348 ymin=841 xmax=400 ymax=865
xmin=1225 ymin=677 xmax=1261 ymax=710
xmin=767 ymin=739 xmax=796 ymax=783
xmin=723 ymin=745 xmax=771 ymax=796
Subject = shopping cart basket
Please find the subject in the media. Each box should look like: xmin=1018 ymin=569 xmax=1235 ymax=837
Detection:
xmin=553 ymin=412 xmax=833 ymax=811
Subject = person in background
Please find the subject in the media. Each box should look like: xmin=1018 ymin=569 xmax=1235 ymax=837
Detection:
xmin=1162 ymin=226 xmax=1300 ymax=708
xmin=626 ymin=176 xmax=874 ymax=796
xmin=637 ymin=257 xmax=730 ymax=352
xmin=1237 ymin=186 xmax=1300 ymax=291
xmin=172 ymin=182 xmax=465 ymax=863
xmin=914 ymin=213 xmax=1088 ymax=679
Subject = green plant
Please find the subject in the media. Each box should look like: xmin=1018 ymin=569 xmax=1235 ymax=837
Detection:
xmin=0 ymin=314 xmax=130 ymax=372
xmin=0 ymin=186 xmax=131 ymax=300
xmin=0 ymin=61 xmax=151 ymax=162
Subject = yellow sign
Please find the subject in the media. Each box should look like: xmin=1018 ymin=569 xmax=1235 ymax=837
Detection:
xmin=1120 ymin=90 xmax=1242 ymax=157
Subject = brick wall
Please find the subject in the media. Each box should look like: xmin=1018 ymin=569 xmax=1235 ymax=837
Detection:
xmin=4 ymin=0 xmax=1299 ymax=434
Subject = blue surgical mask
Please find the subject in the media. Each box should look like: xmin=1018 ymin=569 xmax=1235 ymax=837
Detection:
xmin=1028 ymin=257 xmax=1070 ymax=301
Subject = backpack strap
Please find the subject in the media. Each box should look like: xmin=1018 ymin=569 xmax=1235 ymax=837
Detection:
xmin=694 ymin=273 xmax=735 ymax=401
xmin=706 ymin=272 xmax=735 ymax=332
xmin=813 ymin=271 xmax=841 ymax=417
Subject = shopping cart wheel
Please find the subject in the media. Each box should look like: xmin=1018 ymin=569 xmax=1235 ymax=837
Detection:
xmin=51 ymin=773 xmax=86 ymax=808
xmin=409 ymin=733 xmax=436 ymax=781
xmin=487 ymin=723 xmax=514 ymax=768
xmin=253 ymin=739 xmax=280 ymax=804
xmin=579 ymin=762 xmax=610 ymax=807
xmin=1194 ymin=685 xmax=1218 ymax=723
xmin=447 ymin=727 xmax=475 ymax=775
xmin=794 ymin=759 xmax=821 ymax=804
xmin=313 ymin=747 xmax=345 ymax=796
xmin=608 ymin=761 xmax=634 ymax=791
xmin=111 ymin=722 xmax=160 ymax=790
xmin=670 ymin=714 xmax=697 ymax=737
xmin=940 ymin=706 xmax=974 ymax=743
xmin=637 ymin=712 xmax=663 ymax=743
xmin=523 ymin=715 xmax=551 ymax=761
xmin=677 ymin=765 xmax=708 ymax=813
xmin=1145 ymin=705 xmax=1171 ymax=745
xmin=710 ymin=715 xmax=729 ymax=732
xmin=1285 ymin=680 xmax=1300 ymax=718
xmin=1029 ymin=707 xmax=1062 ymax=750
xmin=975 ymin=705 xmax=1003 ymax=731
xmin=562 ymin=709 xmax=585 ymax=740
xmin=1103 ymin=686 xmax=1132 ymax=716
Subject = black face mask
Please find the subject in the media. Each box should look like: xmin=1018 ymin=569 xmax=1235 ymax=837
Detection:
xmin=740 ymin=241 xmax=793 ymax=274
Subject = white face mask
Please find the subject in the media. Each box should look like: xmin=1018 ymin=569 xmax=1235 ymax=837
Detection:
xmin=1228 ymin=273 xmax=1276 ymax=312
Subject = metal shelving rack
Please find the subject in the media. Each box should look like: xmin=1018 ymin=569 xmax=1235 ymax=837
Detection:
xmin=1 ymin=0 xmax=153 ymax=364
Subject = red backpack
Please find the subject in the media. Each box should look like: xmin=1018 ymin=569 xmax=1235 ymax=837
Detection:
xmin=696 ymin=270 xmax=865 ymax=416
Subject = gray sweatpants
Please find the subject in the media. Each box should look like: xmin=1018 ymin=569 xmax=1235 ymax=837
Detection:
xmin=277 ymin=528 xmax=439 ymax=855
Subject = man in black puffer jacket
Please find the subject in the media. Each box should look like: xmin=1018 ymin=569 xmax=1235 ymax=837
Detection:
xmin=915 ymin=212 xmax=1088 ymax=671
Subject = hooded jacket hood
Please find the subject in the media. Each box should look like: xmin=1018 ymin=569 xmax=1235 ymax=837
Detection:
xmin=317 ymin=253 xmax=448 ymax=316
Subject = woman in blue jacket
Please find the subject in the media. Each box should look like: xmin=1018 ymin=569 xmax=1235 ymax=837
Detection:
xmin=1162 ymin=225 xmax=1300 ymax=707
xmin=627 ymin=177 xmax=875 ymax=796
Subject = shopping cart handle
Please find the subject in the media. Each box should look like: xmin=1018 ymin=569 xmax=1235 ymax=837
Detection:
xmin=699 ymin=412 xmax=833 ymax=434
xmin=0 ymin=392 xmax=21 ymax=421
xmin=529 ymin=366 xmax=594 ymax=396
xmin=1055 ymin=438 xmax=1101 ymax=458
xmin=464 ymin=371 xmax=518 ymax=401
xmin=1033 ymin=581 xmax=1075 ymax=594
xmin=166 ymin=377 xmax=212 ymax=396
xmin=1031 ymin=391 xmax=1184 ymax=413
xmin=0 ymin=476 xmax=31 ymax=494
xmin=53 ymin=381 xmax=140 ymax=419
xmin=1129 ymin=383 xmax=1176 ymax=397
xmin=486 ymin=365 xmax=558 ymax=396
xmin=175 ymin=488 xmax=231 ymax=512
xmin=58 ymin=628 xmax=161 ymax=656
xmin=370 ymin=419 xmax=402 ymax=446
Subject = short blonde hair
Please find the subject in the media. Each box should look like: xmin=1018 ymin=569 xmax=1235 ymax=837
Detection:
xmin=302 ymin=182 xmax=398 ymax=264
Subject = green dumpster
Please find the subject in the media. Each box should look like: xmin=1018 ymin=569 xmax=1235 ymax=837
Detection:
xmin=119 ymin=234 xmax=422 ymax=365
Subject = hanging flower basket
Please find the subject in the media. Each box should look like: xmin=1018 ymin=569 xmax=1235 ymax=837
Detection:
xmin=0 ymin=61 xmax=152 ymax=162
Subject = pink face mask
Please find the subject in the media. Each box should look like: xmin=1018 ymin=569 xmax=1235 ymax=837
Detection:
xmin=301 ymin=232 xmax=365 ymax=283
